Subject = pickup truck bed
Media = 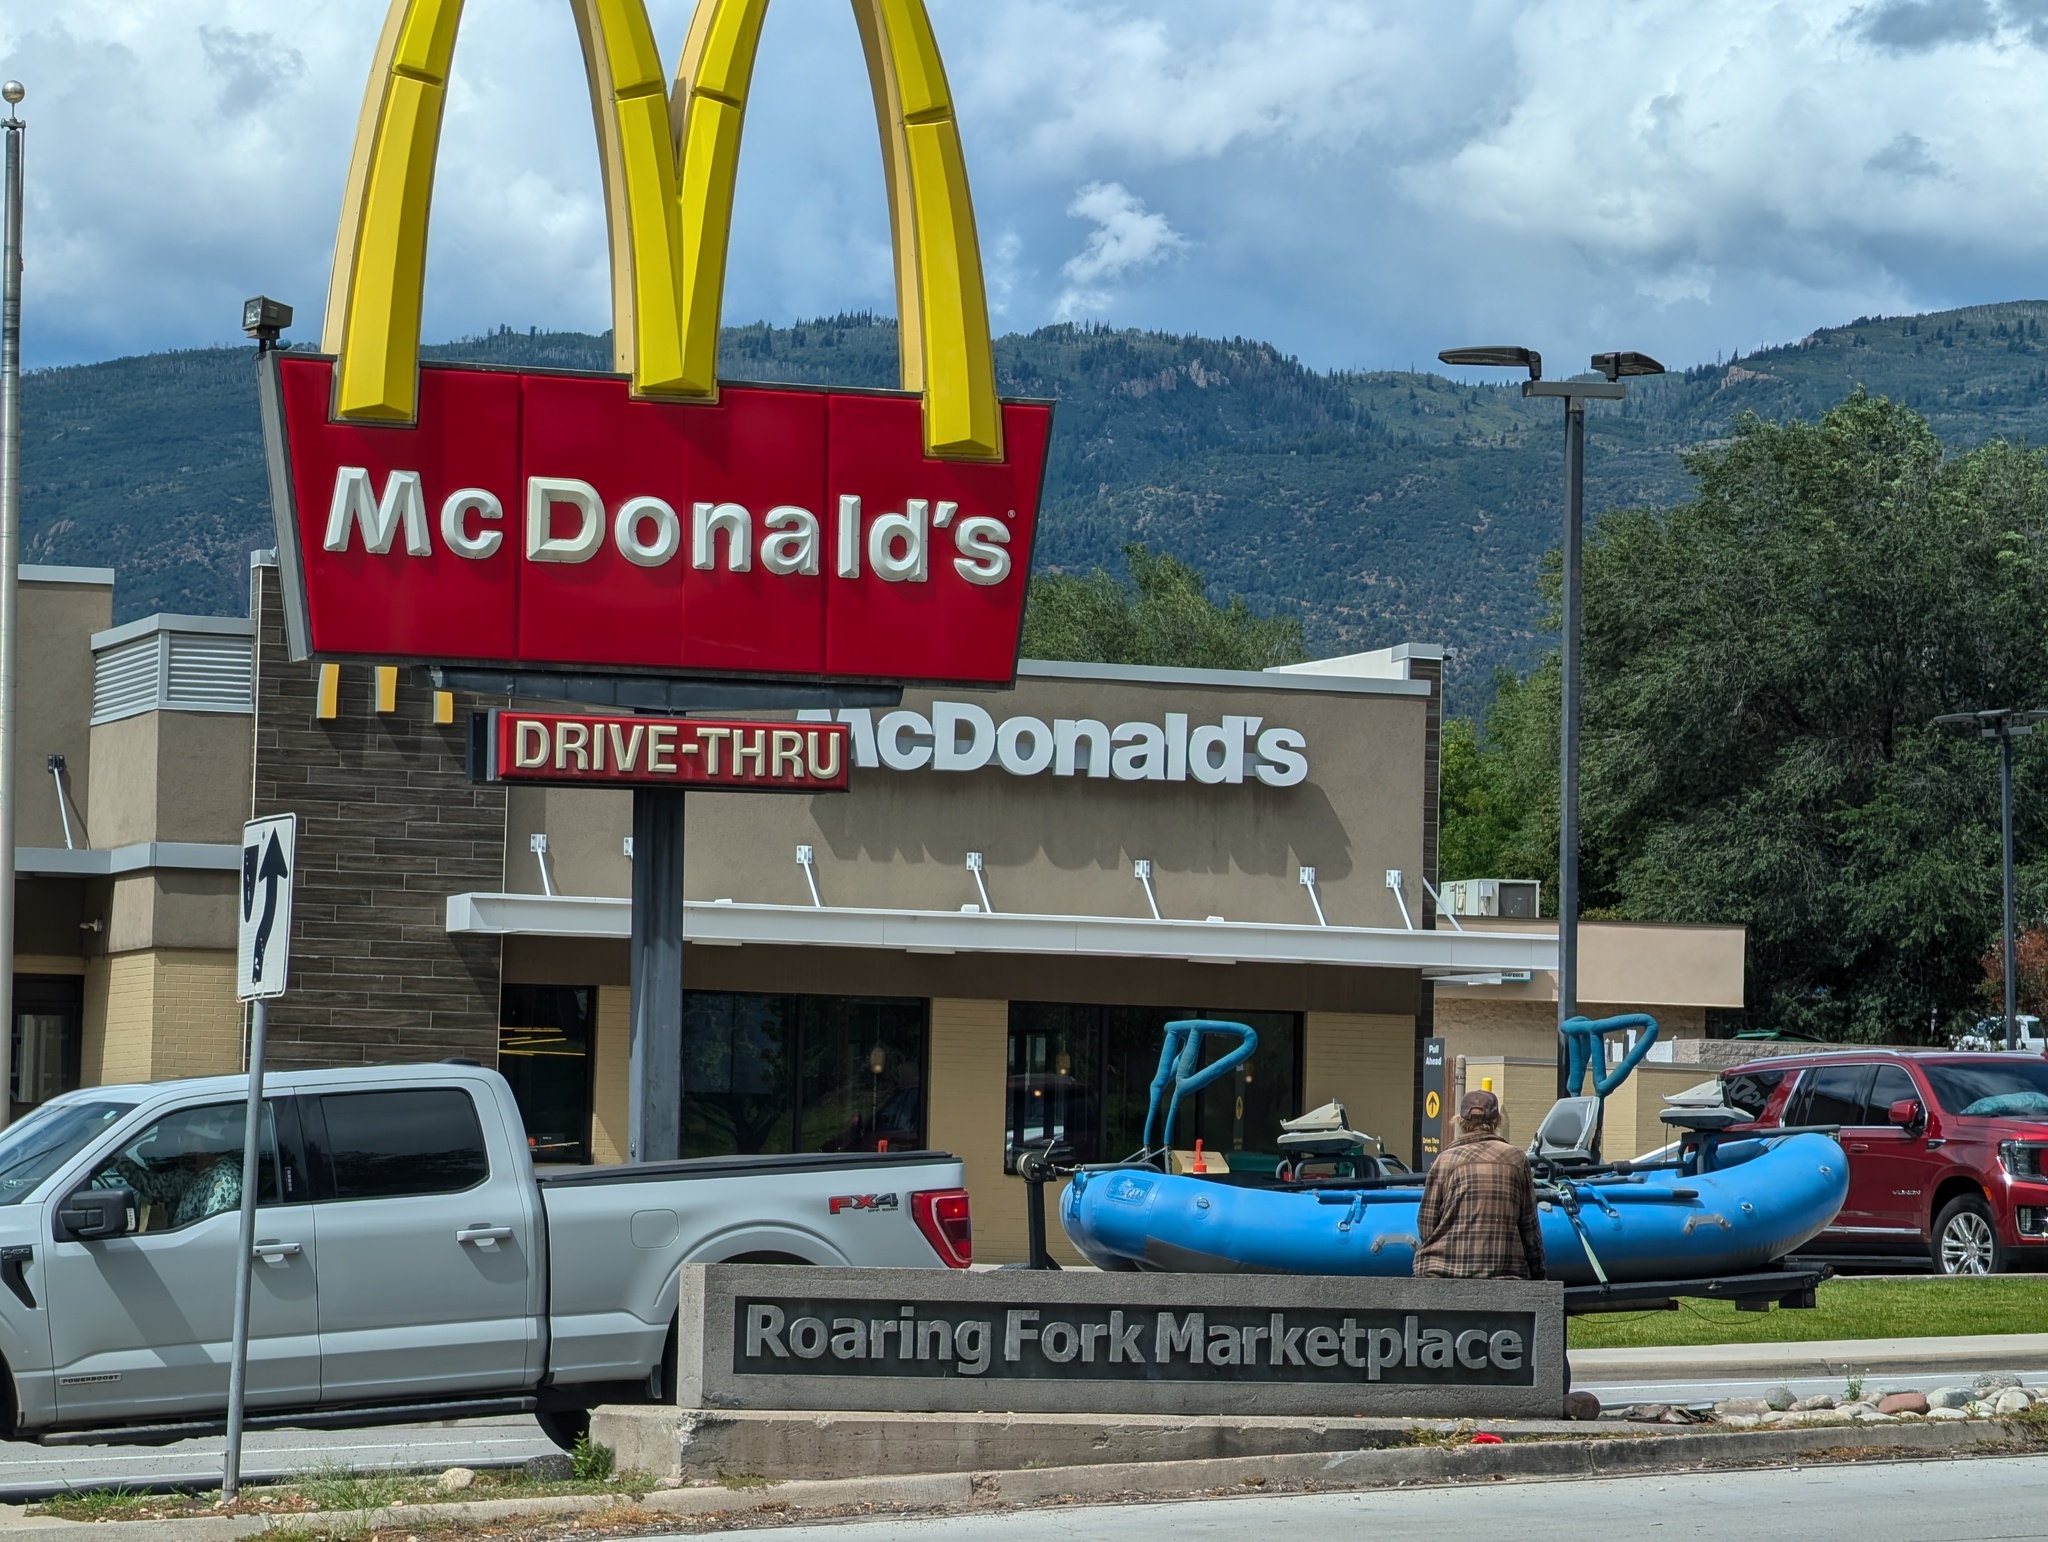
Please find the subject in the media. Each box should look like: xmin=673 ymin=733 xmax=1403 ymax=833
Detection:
xmin=0 ymin=1064 xmax=968 ymax=1447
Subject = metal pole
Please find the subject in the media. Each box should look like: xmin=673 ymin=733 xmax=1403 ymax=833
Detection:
xmin=1557 ymin=397 xmax=1585 ymax=1097
xmin=628 ymin=787 xmax=684 ymax=1162
xmin=221 ymin=998 xmax=267 ymax=1500
xmin=2003 ymin=727 xmax=2018 ymax=1051
xmin=0 ymin=86 xmax=25 ymax=1133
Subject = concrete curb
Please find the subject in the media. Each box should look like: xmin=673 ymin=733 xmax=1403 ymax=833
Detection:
xmin=1 ymin=1420 xmax=2038 ymax=1537
xmin=1572 ymin=1332 xmax=2048 ymax=1382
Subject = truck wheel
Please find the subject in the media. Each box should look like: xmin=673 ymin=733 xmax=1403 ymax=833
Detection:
xmin=1934 ymin=1195 xmax=2005 ymax=1275
xmin=535 ymin=1408 xmax=591 ymax=1453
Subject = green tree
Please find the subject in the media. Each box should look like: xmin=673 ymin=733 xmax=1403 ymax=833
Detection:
xmin=1448 ymin=390 xmax=2048 ymax=1039
xmin=1439 ymin=663 xmax=1559 ymax=896
xmin=1021 ymin=543 xmax=1306 ymax=670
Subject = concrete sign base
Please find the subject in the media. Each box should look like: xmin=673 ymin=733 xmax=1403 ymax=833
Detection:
xmin=679 ymin=1265 xmax=1565 ymax=1419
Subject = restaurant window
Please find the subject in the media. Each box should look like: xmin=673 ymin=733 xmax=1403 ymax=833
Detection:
xmin=498 ymin=985 xmax=595 ymax=1164
xmin=13 ymin=975 xmax=83 ymax=1115
xmin=1005 ymin=1004 xmax=1301 ymax=1174
xmin=680 ymin=991 xmax=926 ymax=1160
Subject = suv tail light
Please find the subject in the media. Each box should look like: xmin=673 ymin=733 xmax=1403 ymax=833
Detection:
xmin=911 ymin=1188 xmax=972 ymax=1268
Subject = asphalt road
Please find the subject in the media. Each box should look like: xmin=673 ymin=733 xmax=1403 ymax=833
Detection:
xmin=704 ymin=1454 xmax=2048 ymax=1541
xmin=0 ymin=1416 xmax=558 ymax=1498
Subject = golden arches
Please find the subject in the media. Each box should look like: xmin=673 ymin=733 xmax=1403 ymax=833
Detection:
xmin=323 ymin=0 xmax=1001 ymax=460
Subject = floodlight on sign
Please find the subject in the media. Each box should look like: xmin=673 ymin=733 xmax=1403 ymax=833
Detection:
xmin=1438 ymin=346 xmax=1542 ymax=381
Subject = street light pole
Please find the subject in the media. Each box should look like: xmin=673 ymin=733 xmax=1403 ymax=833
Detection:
xmin=0 ymin=81 xmax=26 ymax=1132
xmin=1438 ymin=346 xmax=1663 ymax=1098
xmin=1934 ymin=707 xmax=2046 ymax=1050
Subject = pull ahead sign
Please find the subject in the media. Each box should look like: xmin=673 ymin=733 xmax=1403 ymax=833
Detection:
xmin=236 ymin=814 xmax=297 ymax=1001
xmin=259 ymin=0 xmax=1050 ymax=690
xmin=474 ymin=711 xmax=851 ymax=792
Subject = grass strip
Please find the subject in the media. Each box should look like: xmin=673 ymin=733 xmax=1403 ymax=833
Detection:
xmin=1568 ymin=1276 xmax=2048 ymax=1350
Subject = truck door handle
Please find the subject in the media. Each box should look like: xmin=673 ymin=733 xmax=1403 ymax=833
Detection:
xmin=1850 ymin=1143 xmax=1869 ymax=1152
xmin=457 ymin=1224 xmax=514 ymax=1247
xmin=253 ymin=1241 xmax=302 ymax=1266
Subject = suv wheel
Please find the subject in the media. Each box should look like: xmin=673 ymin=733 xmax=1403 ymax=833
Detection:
xmin=1934 ymin=1195 xmax=2005 ymax=1275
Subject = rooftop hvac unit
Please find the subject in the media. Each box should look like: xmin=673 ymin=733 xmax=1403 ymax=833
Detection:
xmin=1440 ymin=878 xmax=1540 ymax=919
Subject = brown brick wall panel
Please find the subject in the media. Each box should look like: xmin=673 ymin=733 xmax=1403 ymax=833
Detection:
xmin=251 ymin=566 xmax=507 ymax=1066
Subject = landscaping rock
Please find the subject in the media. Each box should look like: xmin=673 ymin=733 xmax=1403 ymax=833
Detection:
xmin=1877 ymin=1392 xmax=1928 ymax=1416
xmin=1853 ymin=1408 xmax=1896 ymax=1422
xmin=1790 ymin=1395 xmax=1836 ymax=1412
xmin=1994 ymin=1388 xmax=2034 ymax=1416
xmin=1762 ymin=1385 xmax=1796 ymax=1411
xmin=436 ymin=1468 xmax=476 ymax=1492
xmin=1720 ymin=1414 xmax=1762 ymax=1429
xmin=1927 ymin=1407 xmax=1971 ymax=1421
xmin=1975 ymin=1372 xmax=2023 ymax=1394
xmin=1928 ymin=1387 xmax=1971 ymax=1410
xmin=1562 ymin=1391 xmax=1603 ymax=1421
xmin=1713 ymin=1398 xmax=1770 ymax=1418
xmin=525 ymin=1454 xmax=574 ymax=1482
xmin=1625 ymin=1403 xmax=1673 ymax=1423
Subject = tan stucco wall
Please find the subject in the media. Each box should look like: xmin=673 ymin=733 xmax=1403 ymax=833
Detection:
xmin=591 ymin=984 xmax=630 ymax=1165
xmin=83 ymin=948 xmax=240 ymax=1085
xmin=500 ymin=668 xmax=1431 ymax=936
xmin=87 ymin=711 xmax=253 ymax=849
xmin=17 ymin=577 xmax=110 ymax=851
xmin=1600 ymin=1065 xmax=1725 ymax=1160
xmin=1436 ymin=921 xmax=1746 ymax=1011
xmin=1302 ymin=1012 xmax=1415 ymax=1162
xmin=97 ymin=872 xmax=239 ymax=955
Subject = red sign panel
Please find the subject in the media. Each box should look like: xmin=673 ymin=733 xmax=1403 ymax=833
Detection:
xmin=484 ymin=712 xmax=849 ymax=792
xmin=259 ymin=356 xmax=1053 ymax=687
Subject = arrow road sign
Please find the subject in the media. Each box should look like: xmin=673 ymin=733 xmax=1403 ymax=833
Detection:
xmin=237 ymin=815 xmax=296 ymax=1001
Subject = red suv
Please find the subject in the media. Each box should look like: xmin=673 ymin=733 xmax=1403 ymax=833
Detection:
xmin=1724 ymin=1050 xmax=2048 ymax=1274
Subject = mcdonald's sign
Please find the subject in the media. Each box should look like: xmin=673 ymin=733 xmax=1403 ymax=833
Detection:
xmin=259 ymin=0 xmax=1052 ymax=687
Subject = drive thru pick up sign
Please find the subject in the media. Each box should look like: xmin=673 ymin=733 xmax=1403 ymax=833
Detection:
xmin=237 ymin=814 xmax=297 ymax=1001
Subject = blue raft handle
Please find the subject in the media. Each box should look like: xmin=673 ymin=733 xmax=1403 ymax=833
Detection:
xmin=1142 ymin=1019 xmax=1259 ymax=1157
xmin=1561 ymin=1012 xmax=1660 ymax=1099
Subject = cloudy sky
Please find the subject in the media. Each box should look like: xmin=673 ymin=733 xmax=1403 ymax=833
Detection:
xmin=6 ymin=0 xmax=2048 ymax=375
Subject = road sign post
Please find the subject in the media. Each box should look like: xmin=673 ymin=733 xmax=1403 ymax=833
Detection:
xmin=224 ymin=814 xmax=295 ymax=1502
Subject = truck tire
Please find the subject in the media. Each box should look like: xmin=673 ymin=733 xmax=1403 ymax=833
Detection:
xmin=535 ymin=1408 xmax=591 ymax=1453
xmin=1934 ymin=1195 xmax=2006 ymax=1275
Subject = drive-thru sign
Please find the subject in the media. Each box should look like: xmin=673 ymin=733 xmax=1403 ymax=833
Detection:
xmin=236 ymin=814 xmax=296 ymax=1001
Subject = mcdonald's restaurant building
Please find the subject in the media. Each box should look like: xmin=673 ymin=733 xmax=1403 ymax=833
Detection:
xmin=6 ymin=556 xmax=1746 ymax=1262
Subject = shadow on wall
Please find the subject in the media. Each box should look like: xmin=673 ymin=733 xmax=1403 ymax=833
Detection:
xmin=804 ymin=765 xmax=1355 ymax=883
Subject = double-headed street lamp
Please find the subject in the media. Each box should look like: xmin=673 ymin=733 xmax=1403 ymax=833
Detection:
xmin=1437 ymin=346 xmax=1665 ymax=1097
xmin=1933 ymin=708 xmax=2048 ymax=1050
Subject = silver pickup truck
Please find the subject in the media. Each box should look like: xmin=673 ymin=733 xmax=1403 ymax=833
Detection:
xmin=0 ymin=1062 xmax=969 ymax=1448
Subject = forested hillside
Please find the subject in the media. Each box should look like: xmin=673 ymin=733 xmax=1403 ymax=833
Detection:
xmin=22 ymin=303 xmax=2048 ymax=714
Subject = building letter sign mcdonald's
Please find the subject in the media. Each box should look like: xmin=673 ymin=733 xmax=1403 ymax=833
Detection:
xmin=259 ymin=0 xmax=1051 ymax=687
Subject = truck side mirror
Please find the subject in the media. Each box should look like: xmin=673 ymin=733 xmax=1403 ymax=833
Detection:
xmin=56 ymin=1186 xmax=137 ymax=1242
xmin=1887 ymin=1098 xmax=1925 ymax=1132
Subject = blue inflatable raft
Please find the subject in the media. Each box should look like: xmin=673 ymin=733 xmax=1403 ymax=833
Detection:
xmin=1059 ymin=1017 xmax=1849 ymax=1284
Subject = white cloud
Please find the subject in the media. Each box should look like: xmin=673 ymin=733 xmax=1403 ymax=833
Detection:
xmin=8 ymin=0 xmax=2048 ymax=377
xmin=1054 ymin=182 xmax=1186 ymax=320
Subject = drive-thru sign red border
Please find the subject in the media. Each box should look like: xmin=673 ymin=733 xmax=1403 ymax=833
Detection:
xmin=260 ymin=355 xmax=1052 ymax=688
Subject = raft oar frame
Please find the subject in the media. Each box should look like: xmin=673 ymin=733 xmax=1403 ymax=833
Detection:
xmin=1141 ymin=1018 xmax=1260 ymax=1169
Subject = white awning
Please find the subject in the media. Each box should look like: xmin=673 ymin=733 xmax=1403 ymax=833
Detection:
xmin=445 ymin=892 xmax=1558 ymax=976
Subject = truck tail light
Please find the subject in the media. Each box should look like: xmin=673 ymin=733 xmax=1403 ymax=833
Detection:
xmin=911 ymin=1188 xmax=972 ymax=1268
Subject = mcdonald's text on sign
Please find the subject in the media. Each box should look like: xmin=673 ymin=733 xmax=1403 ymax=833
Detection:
xmin=263 ymin=0 xmax=1050 ymax=690
xmin=481 ymin=712 xmax=851 ymax=792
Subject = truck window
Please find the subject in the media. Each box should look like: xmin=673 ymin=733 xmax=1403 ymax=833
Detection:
xmin=1719 ymin=1068 xmax=1785 ymax=1118
xmin=85 ymin=1103 xmax=279 ymax=1233
xmin=315 ymin=1089 xmax=489 ymax=1200
xmin=1789 ymin=1064 xmax=1871 ymax=1127
xmin=1921 ymin=1058 xmax=2048 ymax=1118
xmin=0 ymin=1099 xmax=133 ymax=1206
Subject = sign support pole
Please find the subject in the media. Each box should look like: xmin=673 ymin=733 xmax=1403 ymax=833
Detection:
xmin=0 ymin=85 xmax=27 ymax=1135
xmin=220 ymin=998 xmax=267 ymax=1502
xmin=629 ymin=788 xmax=684 ymax=1163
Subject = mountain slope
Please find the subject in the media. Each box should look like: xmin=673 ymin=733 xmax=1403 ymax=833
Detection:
xmin=22 ymin=303 xmax=2048 ymax=714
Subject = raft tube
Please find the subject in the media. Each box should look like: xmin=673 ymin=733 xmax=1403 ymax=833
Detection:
xmin=1060 ymin=1132 xmax=1848 ymax=1283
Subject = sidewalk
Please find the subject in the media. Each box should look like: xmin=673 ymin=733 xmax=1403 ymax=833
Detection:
xmin=1572 ymin=1331 xmax=2048 ymax=1382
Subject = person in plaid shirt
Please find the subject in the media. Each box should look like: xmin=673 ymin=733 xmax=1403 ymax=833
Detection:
xmin=1412 ymin=1089 xmax=1545 ymax=1280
